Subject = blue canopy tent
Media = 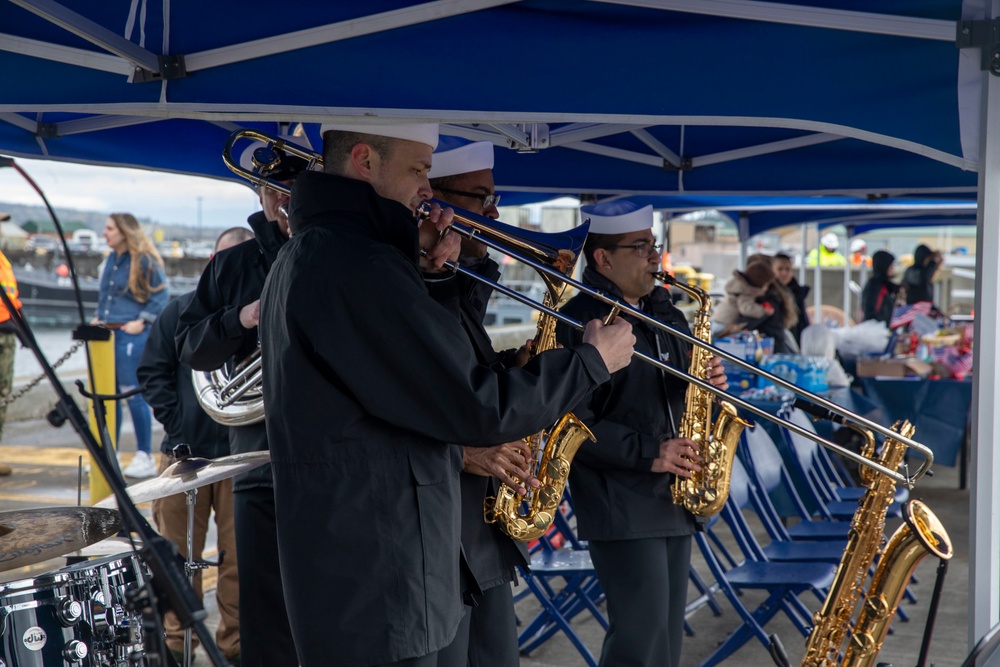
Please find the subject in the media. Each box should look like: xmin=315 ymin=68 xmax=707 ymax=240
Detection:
xmin=2 ymin=0 xmax=1000 ymax=651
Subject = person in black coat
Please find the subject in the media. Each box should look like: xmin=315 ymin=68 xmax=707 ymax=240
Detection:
xmin=861 ymin=250 xmax=901 ymax=325
xmin=137 ymin=227 xmax=252 ymax=663
xmin=426 ymin=141 xmax=534 ymax=667
xmin=555 ymin=201 xmax=729 ymax=667
xmin=175 ymin=140 xmax=308 ymax=667
xmin=902 ymin=243 xmax=943 ymax=310
xmin=258 ymin=122 xmax=635 ymax=667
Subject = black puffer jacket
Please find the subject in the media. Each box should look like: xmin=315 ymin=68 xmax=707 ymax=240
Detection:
xmin=555 ymin=267 xmax=699 ymax=541
xmin=259 ymin=171 xmax=611 ymax=666
xmin=175 ymin=211 xmax=285 ymax=491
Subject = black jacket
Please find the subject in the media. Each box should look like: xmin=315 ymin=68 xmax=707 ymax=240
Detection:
xmin=555 ymin=268 xmax=698 ymax=542
xmin=902 ymin=246 xmax=940 ymax=306
xmin=428 ymin=256 xmax=530 ymax=594
xmin=784 ymin=277 xmax=810 ymax=345
xmin=137 ymin=292 xmax=229 ymax=459
xmin=862 ymin=252 xmax=900 ymax=325
xmin=259 ymin=171 xmax=610 ymax=666
xmin=175 ymin=212 xmax=285 ymax=491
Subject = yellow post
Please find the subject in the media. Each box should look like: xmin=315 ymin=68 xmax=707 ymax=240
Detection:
xmin=87 ymin=333 xmax=118 ymax=505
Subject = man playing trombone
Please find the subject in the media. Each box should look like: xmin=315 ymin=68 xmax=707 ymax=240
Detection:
xmin=555 ymin=200 xmax=728 ymax=667
xmin=258 ymin=122 xmax=636 ymax=667
xmin=426 ymin=139 xmax=533 ymax=667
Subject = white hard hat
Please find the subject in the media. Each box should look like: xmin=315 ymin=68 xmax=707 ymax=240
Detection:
xmin=820 ymin=233 xmax=839 ymax=250
xmin=850 ymin=239 xmax=867 ymax=253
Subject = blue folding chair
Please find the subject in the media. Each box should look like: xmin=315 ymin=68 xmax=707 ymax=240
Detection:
xmin=777 ymin=406 xmax=905 ymax=520
xmin=738 ymin=425 xmax=852 ymax=542
xmin=517 ymin=548 xmax=607 ymax=667
xmin=693 ymin=506 xmax=837 ymax=667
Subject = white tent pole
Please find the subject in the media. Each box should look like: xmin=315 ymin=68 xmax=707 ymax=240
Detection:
xmin=812 ymin=224 xmax=822 ymax=320
xmin=970 ymin=2 xmax=1000 ymax=648
xmin=842 ymin=231 xmax=851 ymax=324
xmin=799 ymin=223 xmax=808 ymax=285
xmin=739 ymin=212 xmax=749 ymax=268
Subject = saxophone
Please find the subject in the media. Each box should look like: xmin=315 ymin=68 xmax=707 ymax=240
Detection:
xmin=801 ymin=421 xmax=953 ymax=667
xmin=485 ymin=290 xmax=596 ymax=541
xmin=664 ymin=274 xmax=751 ymax=517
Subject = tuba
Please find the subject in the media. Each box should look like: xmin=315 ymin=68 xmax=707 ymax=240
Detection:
xmin=191 ymin=347 xmax=265 ymax=425
xmin=801 ymin=420 xmax=953 ymax=667
xmin=666 ymin=275 xmax=751 ymax=517
xmin=483 ymin=221 xmax=595 ymax=542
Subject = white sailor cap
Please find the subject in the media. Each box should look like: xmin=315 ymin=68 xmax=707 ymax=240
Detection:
xmin=580 ymin=201 xmax=654 ymax=235
xmin=239 ymin=133 xmax=313 ymax=180
xmin=319 ymin=121 xmax=439 ymax=150
xmin=428 ymin=140 xmax=494 ymax=179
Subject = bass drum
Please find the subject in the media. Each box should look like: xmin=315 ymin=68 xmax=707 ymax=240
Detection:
xmin=0 ymin=552 xmax=148 ymax=666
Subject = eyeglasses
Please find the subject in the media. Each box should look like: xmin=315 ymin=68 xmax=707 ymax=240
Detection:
xmin=606 ymin=242 xmax=663 ymax=258
xmin=434 ymin=187 xmax=501 ymax=210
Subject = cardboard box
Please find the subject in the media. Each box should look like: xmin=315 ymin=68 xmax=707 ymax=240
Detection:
xmin=855 ymin=357 xmax=932 ymax=378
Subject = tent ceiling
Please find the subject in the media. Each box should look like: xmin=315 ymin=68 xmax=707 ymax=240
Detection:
xmin=0 ymin=0 xmax=979 ymax=201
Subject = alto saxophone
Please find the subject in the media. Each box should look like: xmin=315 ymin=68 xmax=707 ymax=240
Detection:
xmin=802 ymin=421 xmax=953 ymax=667
xmin=664 ymin=274 xmax=751 ymax=517
xmin=484 ymin=289 xmax=595 ymax=542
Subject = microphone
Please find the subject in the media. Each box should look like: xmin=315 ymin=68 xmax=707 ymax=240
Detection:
xmin=792 ymin=398 xmax=848 ymax=425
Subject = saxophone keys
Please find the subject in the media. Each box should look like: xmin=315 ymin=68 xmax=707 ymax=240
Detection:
xmin=538 ymin=485 xmax=561 ymax=509
xmin=545 ymin=458 xmax=570 ymax=480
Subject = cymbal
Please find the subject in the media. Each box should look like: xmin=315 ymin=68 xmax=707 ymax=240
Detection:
xmin=95 ymin=451 xmax=271 ymax=509
xmin=0 ymin=507 xmax=121 ymax=572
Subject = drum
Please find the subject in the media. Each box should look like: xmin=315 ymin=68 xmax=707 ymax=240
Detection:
xmin=0 ymin=552 xmax=148 ymax=666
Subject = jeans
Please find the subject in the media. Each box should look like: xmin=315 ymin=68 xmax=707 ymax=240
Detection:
xmin=114 ymin=329 xmax=152 ymax=454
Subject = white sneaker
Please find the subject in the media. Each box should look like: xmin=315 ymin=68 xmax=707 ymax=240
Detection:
xmin=123 ymin=451 xmax=157 ymax=479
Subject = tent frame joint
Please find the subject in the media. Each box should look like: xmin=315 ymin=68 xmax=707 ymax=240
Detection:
xmin=130 ymin=54 xmax=188 ymax=83
xmin=664 ymin=157 xmax=693 ymax=172
xmin=957 ymin=18 xmax=1000 ymax=77
xmin=36 ymin=122 xmax=57 ymax=139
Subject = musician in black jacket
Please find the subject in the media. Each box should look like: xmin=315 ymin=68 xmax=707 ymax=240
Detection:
xmin=175 ymin=138 xmax=308 ymax=666
xmin=555 ymin=201 xmax=728 ymax=667
xmin=258 ymin=122 xmax=635 ymax=667
xmin=137 ymin=226 xmax=252 ymax=664
xmin=426 ymin=140 xmax=533 ymax=667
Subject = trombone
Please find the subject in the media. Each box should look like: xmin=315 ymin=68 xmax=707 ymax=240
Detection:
xmin=221 ymin=129 xmax=935 ymax=488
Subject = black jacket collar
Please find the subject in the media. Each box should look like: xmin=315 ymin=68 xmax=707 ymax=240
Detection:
xmin=289 ymin=171 xmax=421 ymax=264
xmin=246 ymin=211 xmax=288 ymax=270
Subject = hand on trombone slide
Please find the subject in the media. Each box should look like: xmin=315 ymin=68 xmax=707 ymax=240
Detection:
xmin=417 ymin=202 xmax=461 ymax=273
xmin=582 ymin=318 xmax=635 ymax=374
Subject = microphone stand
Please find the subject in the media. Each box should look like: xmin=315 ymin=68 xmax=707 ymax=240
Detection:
xmin=0 ymin=278 xmax=230 ymax=667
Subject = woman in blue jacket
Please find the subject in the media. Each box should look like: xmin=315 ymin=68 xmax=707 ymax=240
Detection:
xmin=95 ymin=212 xmax=169 ymax=478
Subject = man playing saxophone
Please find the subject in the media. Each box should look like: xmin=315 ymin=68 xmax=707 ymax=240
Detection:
xmin=425 ymin=140 xmax=535 ymax=667
xmin=175 ymin=138 xmax=307 ymax=666
xmin=555 ymin=201 xmax=728 ymax=667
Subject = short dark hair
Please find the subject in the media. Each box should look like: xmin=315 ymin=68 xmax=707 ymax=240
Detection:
xmin=322 ymin=131 xmax=395 ymax=175
xmin=583 ymin=232 xmax=629 ymax=267
xmin=774 ymin=252 xmax=793 ymax=263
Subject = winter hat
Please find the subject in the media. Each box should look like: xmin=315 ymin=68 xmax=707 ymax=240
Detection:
xmin=741 ymin=260 xmax=775 ymax=288
xmin=872 ymin=250 xmax=895 ymax=278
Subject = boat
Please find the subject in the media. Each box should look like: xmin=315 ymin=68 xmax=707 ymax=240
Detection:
xmin=13 ymin=268 xmax=199 ymax=327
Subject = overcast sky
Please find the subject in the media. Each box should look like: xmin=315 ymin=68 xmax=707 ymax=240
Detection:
xmin=1 ymin=157 xmax=261 ymax=228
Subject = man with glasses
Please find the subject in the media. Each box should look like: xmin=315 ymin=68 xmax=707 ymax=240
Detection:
xmin=555 ymin=200 xmax=728 ymax=667
xmin=427 ymin=140 xmax=532 ymax=667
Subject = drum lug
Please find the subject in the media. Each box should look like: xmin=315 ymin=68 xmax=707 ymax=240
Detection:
xmin=56 ymin=598 xmax=83 ymax=626
xmin=62 ymin=638 xmax=88 ymax=661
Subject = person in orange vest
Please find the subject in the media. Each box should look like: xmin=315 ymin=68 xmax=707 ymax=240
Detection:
xmin=0 ymin=245 xmax=22 ymax=474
